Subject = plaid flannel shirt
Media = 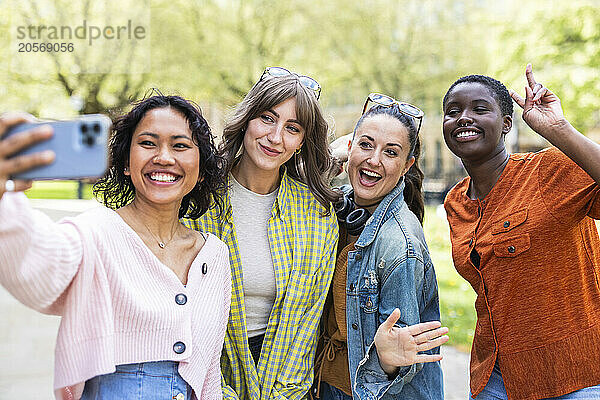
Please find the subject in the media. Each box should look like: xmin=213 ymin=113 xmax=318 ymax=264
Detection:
xmin=183 ymin=171 xmax=338 ymax=400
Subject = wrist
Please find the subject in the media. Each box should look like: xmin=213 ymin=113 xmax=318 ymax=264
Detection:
xmin=542 ymin=118 xmax=572 ymax=142
xmin=379 ymin=361 xmax=399 ymax=378
xmin=375 ymin=346 xmax=400 ymax=377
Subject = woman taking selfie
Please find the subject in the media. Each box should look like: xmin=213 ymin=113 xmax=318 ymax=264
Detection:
xmin=183 ymin=67 xmax=339 ymax=399
xmin=315 ymin=94 xmax=447 ymax=400
xmin=443 ymin=65 xmax=600 ymax=399
xmin=0 ymin=95 xmax=231 ymax=400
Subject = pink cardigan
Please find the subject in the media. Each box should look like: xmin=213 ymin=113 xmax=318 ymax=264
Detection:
xmin=0 ymin=193 xmax=231 ymax=400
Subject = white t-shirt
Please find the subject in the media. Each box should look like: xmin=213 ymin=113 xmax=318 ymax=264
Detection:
xmin=229 ymin=174 xmax=278 ymax=338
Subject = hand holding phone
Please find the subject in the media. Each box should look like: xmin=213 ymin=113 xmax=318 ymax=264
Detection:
xmin=2 ymin=114 xmax=110 ymax=181
xmin=0 ymin=113 xmax=56 ymax=199
xmin=1 ymin=113 xmax=111 ymax=200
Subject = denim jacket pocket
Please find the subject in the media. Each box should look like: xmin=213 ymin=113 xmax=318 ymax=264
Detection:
xmin=493 ymin=233 xmax=531 ymax=257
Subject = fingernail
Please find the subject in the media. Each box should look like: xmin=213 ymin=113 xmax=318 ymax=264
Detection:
xmin=41 ymin=150 xmax=55 ymax=161
xmin=37 ymin=124 xmax=53 ymax=135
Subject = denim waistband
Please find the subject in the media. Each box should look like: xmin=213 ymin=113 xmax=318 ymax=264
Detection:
xmin=81 ymin=361 xmax=192 ymax=400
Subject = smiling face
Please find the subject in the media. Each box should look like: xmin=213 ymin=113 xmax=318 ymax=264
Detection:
xmin=443 ymin=82 xmax=512 ymax=163
xmin=238 ymin=96 xmax=305 ymax=177
xmin=125 ymin=107 xmax=200 ymax=207
xmin=348 ymin=114 xmax=415 ymax=207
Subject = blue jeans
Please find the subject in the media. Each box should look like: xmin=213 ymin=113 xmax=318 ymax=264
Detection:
xmin=470 ymin=363 xmax=600 ymax=400
xmin=248 ymin=334 xmax=264 ymax=365
xmin=81 ymin=361 xmax=192 ymax=400
xmin=319 ymin=381 xmax=353 ymax=400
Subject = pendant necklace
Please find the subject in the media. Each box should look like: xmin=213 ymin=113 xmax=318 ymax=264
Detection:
xmin=138 ymin=217 xmax=177 ymax=249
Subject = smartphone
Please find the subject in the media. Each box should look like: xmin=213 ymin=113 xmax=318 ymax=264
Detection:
xmin=3 ymin=114 xmax=111 ymax=180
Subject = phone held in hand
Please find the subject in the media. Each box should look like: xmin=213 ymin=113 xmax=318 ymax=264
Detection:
xmin=4 ymin=114 xmax=111 ymax=180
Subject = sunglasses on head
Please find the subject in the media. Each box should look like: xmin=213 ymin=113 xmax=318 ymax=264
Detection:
xmin=260 ymin=66 xmax=321 ymax=100
xmin=362 ymin=92 xmax=424 ymax=134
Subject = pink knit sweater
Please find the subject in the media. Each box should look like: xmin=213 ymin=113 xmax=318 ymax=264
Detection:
xmin=0 ymin=193 xmax=231 ymax=400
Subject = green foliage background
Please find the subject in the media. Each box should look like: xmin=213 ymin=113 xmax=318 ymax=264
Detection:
xmin=1 ymin=0 xmax=599 ymax=131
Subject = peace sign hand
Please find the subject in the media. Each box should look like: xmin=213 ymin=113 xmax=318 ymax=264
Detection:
xmin=510 ymin=64 xmax=568 ymax=138
xmin=374 ymin=308 xmax=449 ymax=376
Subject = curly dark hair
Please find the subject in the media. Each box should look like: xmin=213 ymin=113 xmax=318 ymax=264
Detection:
xmin=443 ymin=74 xmax=514 ymax=117
xmin=93 ymin=94 xmax=226 ymax=219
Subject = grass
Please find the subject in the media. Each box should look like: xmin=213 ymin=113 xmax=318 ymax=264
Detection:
xmin=22 ymin=185 xmax=477 ymax=352
xmin=24 ymin=180 xmax=94 ymax=200
xmin=424 ymin=205 xmax=476 ymax=352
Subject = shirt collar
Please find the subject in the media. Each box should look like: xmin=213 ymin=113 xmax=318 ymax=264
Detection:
xmin=273 ymin=168 xmax=292 ymax=220
xmin=224 ymin=168 xmax=293 ymax=221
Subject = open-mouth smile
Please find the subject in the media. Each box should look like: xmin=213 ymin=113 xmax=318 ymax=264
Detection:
xmin=453 ymin=128 xmax=482 ymax=142
xmin=146 ymin=171 xmax=181 ymax=183
xmin=359 ymin=168 xmax=382 ymax=187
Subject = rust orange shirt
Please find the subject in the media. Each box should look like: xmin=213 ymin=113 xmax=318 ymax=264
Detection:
xmin=444 ymin=147 xmax=600 ymax=400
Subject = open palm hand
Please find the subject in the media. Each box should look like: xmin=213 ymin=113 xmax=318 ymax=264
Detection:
xmin=374 ymin=308 xmax=449 ymax=375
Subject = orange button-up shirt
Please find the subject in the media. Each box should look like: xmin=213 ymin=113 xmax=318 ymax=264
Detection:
xmin=445 ymin=147 xmax=600 ymax=400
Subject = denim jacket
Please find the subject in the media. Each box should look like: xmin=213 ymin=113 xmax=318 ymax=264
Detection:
xmin=344 ymin=180 xmax=443 ymax=400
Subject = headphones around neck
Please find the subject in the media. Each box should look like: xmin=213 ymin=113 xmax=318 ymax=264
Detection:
xmin=334 ymin=192 xmax=371 ymax=236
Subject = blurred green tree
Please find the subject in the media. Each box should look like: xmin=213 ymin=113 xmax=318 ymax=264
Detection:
xmin=499 ymin=0 xmax=600 ymax=131
xmin=3 ymin=0 xmax=150 ymax=116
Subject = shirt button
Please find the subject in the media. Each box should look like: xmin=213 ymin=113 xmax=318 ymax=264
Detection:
xmin=175 ymin=293 xmax=187 ymax=305
xmin=173 ymin=341 xmax=186 ymax=354
xmin=175 ymin=394 xmax=185 ymax=400
xmin=507 ymin=245 xmax=516 ymax=253
xmin=355 ymin=253 xmax=362 ymax=261
xmin=503 ymin=221 xmax=510 ymax=228
xmin=352 ymin=323 xmax=358 ymax=330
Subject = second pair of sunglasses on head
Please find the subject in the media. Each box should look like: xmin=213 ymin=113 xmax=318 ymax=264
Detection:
xmin=362 ymin=92 xmax=424 ymax=134
xmin=260 ymin=68 xmax=424 ymax=133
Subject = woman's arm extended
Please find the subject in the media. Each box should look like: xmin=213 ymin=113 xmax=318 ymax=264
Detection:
xmin=0 ymin=113 xmax=81 ymax=314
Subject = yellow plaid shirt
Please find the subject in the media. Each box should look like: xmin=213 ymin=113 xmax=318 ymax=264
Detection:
xmin=183 ymin=171 xmax=338 ymax=400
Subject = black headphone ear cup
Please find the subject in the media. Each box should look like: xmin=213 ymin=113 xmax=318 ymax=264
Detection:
xmin=334 ymin=194 xmax=355 ymax=223
xmin=346 ymin=208 xmax=371 ymax=236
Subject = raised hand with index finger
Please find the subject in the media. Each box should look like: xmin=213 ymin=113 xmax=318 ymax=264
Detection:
xmin=509 ymin=63 xmax=568 ymax=138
